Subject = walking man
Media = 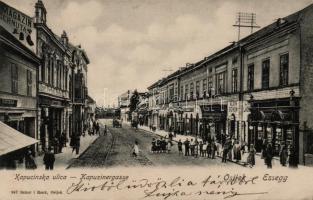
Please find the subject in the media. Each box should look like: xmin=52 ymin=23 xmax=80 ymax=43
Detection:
xmin=43 ymin=148 xmax=55 ymax=170
xmin=184 ymin=138 xmax=190 ymax=156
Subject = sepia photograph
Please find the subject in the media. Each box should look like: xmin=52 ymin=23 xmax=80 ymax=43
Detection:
xmin=0 ymin=0 xmax=313 ymax=199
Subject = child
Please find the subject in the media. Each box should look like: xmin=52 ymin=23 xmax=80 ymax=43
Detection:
xmin=132 ymin=141 xmax=139 ymax=157
xmin=178 ymin=139 xmax=183 ymax=155
xmin=202 ymin=141 xmax=207 ymax=157
xmin=151 ymin=138 xmax=156 ymax=153
xmin=199 ymin=141 xmax=203 ymax=157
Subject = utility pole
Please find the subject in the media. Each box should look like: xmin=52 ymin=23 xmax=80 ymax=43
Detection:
xmin=233 ymin=12 xmax=260 ymax=41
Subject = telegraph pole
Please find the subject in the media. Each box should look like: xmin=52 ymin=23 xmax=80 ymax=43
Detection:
xmin=233 ymin=12 xmax=260 ymax=41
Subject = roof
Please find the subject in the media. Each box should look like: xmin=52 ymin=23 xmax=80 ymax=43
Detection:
xmin=147 ymin=3 xmax=313 ymax=90
xmin=0 ymin=121 xmax=38 ymax=156
xmin=87 ymin=95 xmax=96 ymax=104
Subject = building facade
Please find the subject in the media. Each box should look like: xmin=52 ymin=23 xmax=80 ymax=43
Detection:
xmin=0 ymin=1 xmax=40 ymax=158
xmin=147 ymin=5 xmax=313 ymax=165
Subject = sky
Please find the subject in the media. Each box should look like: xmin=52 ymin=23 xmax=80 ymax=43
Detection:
xmin=3 ymin=0 xmax=313 ymax=107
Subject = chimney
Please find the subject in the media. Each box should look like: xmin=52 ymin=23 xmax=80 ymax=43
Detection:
xmin=61 ymin=31 xmax=68 ymax=46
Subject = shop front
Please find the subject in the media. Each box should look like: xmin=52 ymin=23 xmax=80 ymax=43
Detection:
xmin=200 ymin=104 xmax=227 ymax=142
xmin=39 ymin=96 xmax=67 ymax=151
xmin=248 ymin=97 xmax=300 ymax=158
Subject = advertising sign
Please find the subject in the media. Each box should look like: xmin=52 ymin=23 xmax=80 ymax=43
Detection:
xmin=0 ymin=1 xmax=36 ymax=51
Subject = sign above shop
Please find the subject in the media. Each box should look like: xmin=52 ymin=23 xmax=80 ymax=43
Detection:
xmin=0 ymin=98 xmax=17 ymax=107
xmin=0 ymin=1 xmax=36 ymax=51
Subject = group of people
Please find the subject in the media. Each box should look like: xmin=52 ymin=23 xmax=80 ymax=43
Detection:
xmin=151 ymin=137 xmax=173 ymax=153
xmin=178 ymin=138 xmax=218 ymax=159
xmin=261 ymin=139 xmax=298 ymax=169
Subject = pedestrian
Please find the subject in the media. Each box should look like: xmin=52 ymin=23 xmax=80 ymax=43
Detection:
xmin=58 ymin=133 xmax=65 ymax=153
xmin=178 ymin=139 xmax=183 ymax=155
xmin=151 ymin=138 xmax=156 ymax=153
xmin=61 ymin=132 xmax=67 ymax=147
xmin=279 ymin=143 xmax=288 ymax=167
xmin=241 ymin=142 xmax=249 ymax=166
xmin=202 ymin=141 xmax=207 ymax=157
xmin=183 ymin=138 xmax=190 ymax=156
xmin=156 ymin=138 xmax=161 ymax=153
xmin=71 ymin=136 xmax=80 ymax=155
xmin=233 ymin=140 xmax=241 ymax=162
xmin=43 ymin=147 xmax=55 ymax=170
xmin=190 ymin=139 xmax=195 ymax=156
xmin=194 ymin=139 xmax=199 ymax=158
xmin=199 ymin=141 xmax=203 ymax=157
xmin=265 ymin=143 xmax=273 ymax=169
xmin=207 ymin=141 xmax=212 ymax=159
xmin=247 ymin=144 xmax=256 ymax=168
xmin=168 ymin=132 xmax=173 ymax=145
xmin=53 ymin=136 xmax=59 ymax=154
xmin=211 ymin=140 xmax=217 ymax=159
xmin=132 ymin=141 xmax=139 ymax=157
xmin=288 ymin=144 xmax=298 ymax=168
xmin=167 ymin=140 xmax=172 ymax=153
xmin=228 ymin=137 xmax=234 ymax=161
xmin=222 ymin=138 xmax=230 ymax=163
xmin=161 ymin=138 xmax=167 ymax=153
xmin=25 ymin=148 xmax=37 ymax=170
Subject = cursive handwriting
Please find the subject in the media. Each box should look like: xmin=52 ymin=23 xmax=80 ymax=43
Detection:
xmin=66 ymin=174 xmax=267 ymax=199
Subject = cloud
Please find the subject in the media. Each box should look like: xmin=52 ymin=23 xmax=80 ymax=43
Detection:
xmin=58 ymin=1 xmax=103 ymax=30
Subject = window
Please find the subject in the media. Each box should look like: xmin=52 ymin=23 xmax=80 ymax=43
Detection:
xmin=232 ymin=57 xmax=238 ymax=65
xmin=208 ymin=76 xmax=213 ymax=97
xmin=180 ymin=85 xmax=184 ymax=101
xmin=196 ymin=81 xmax=200 ymax=99
xmin=202 ymin=78 xmax=207 ymax=98
xmin=232 ymin=68 xmax=238 ymax=93
xmin=190 ymin=82 xmax=194 ymax=99
xmin=41 ymin=55 xmax=46 ymax=82
xmin=11 ymin=63 xmax=18 ymax=94
xmin=262 ymin=59 xmax=270 ymax=89
xmin=27 ymin=70 xmax=32 ymax=96
xmin=280 ymin=53 xmax=289 ymax=86
xmin=185 ymin=84 xmax=189 ymax=100
xmin=247 ymin=64 xmax=254 ymax=91
xmin=216 ymin=71 xmax=226 ymax=95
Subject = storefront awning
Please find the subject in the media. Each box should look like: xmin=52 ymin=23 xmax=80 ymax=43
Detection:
xmin=0 ymin=122 xmax=38 ymax=156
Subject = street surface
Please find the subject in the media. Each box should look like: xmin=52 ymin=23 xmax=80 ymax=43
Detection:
xmin=69 ymin=119 xmax=236 ymax=168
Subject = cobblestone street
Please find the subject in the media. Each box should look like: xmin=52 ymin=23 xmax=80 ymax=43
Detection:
xmin=69 ymin=119 xmax=236 ymax=168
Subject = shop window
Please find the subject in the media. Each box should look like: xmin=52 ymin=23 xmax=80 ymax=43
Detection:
xmin=232 ymin=68 xmax=238 ymax=93
xmin=280 ymin=53 xmax=289 ymax=86
xmin=11 ymin=63 xmax=18 ymax=94
xmin=27 ymin=70 xmax=32 ymax=96
xmin=262 ymin=59 xmax=270 ymax=89
xmin=247 ymin=64 xmax=254 ymax=91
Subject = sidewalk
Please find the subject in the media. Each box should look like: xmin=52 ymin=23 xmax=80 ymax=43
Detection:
xmin=130 ymin=123 xmax=307 ymax=169
xmin=17 ymin=134 xmax=98 ymax=170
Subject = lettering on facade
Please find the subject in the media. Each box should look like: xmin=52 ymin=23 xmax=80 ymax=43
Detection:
xmin=0 ymin=98 xmax=17 ymax=107
xmin=0 ymin=2 xmax=35 ymax=49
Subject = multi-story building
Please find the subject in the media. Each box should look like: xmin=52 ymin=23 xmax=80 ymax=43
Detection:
xmin=0 ymin=1 xmax=40 ymax=167
xmin=118 ymin=90 xmax=131 ymax=122
xmin=147 ymin=4 xmax=313 ymax=165
xmin=34 ymin=0 xmax=71 ymax=151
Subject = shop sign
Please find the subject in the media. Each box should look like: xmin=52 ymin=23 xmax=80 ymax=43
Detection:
xmin=227 ymin=101 xmax=239 ymax=119
xmin=0 ymin=98 xmax=17 ymax=107
xmin=0 ymin=1 xmax=36 ymax=51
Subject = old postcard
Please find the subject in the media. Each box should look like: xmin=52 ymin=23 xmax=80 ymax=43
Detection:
xmin=1 ymin=0 xmax=313 ymax=199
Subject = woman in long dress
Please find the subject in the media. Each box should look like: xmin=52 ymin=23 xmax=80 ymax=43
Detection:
xmin=132 ymin=141 xmax=139 ymax=157
xmin=247 ymin=144 xmax=256 ymax=168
